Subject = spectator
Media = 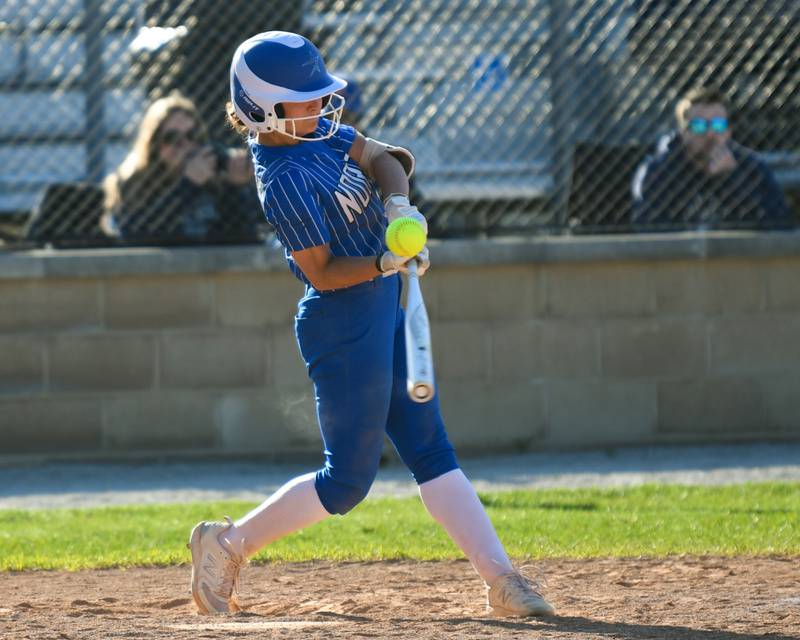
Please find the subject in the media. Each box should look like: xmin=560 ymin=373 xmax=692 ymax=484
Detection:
xmin=102 ymin=94 xmax=259 ymax=243
xmin=631 ymin=87 xmax=792 ymax=230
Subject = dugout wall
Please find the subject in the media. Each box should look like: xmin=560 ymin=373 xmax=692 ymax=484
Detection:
xmin=1 ymin=233 xmax=800 ymax=459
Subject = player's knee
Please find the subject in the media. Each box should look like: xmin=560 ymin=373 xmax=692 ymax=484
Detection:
xmin=408 ymin=446 xmax=459 ymax=485
xmin=326 ymin=482 xmax=371 ymax=515
xmin=315 ymin=469 xmax=376 ymax=515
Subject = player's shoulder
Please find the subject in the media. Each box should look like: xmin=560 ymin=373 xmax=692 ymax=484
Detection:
xmin=320 ymin=119 xmax=357 ymax=152
xmin=261 ymin=160 xmax=315 ymax=193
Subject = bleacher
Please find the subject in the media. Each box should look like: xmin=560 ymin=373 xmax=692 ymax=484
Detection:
xmin=302 ymin=2 xmax=558 ymax=231
xmin=304 ymin=1 xmax=800 ymax=233
xmin=0 ymin=0 xmax=145 ymax=223
xmin=1 ymin=0 xmax=798 ymax=242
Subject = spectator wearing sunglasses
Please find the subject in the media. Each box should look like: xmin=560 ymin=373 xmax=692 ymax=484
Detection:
xmin=102 ymin=94 xmax=259 ymax=243
xmin=631 ymin=87 xmax=791 ymax=230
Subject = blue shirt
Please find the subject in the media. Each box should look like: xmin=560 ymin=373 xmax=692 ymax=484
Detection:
xmin=251 ymin=119 xmax=387 ymax=284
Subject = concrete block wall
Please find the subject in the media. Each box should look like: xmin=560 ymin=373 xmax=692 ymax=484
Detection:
xmin=2 ymin=232 xmax=800 ymax=459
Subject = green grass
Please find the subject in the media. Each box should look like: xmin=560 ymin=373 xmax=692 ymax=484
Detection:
xmin=1 ymin=483 xmax=797 ymax=571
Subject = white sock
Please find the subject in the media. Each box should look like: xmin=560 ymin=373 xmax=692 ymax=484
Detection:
xmin=418 ymin=468 xmax=514 ymax=584
xmin=222 ymin=472 xmax=330 ymax=558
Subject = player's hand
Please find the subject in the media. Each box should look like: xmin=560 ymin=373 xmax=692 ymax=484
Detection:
xmin=378 ymin=250 xmax=412 ymax=276
xmin=415 ymin=246 xmax=430 ymax=277
xmin=384 ymin=194 xmax=428 ymax=234
xmin=184 ymin=147 xmax=218 ymax=186
xmin=707 ymin=143 xmax=736 ymax=175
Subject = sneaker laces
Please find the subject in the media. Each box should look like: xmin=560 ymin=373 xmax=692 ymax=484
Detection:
xmin=218 ymin=516 xmax=248 ymax=602
xmin=498 ymin=565 xmax=547 ymax=602
xmin=488 ymin=559 xmax=548 ymax=597
xmin=516 ymin=564 xmax=548 ymax=596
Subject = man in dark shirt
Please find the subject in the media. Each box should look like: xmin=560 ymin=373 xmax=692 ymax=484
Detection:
xmin=631 ymin=88 xmax=792 ymax=230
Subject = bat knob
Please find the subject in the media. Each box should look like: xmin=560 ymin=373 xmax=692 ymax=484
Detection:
xmin=409 ymin=382 xmax=434 ymax=403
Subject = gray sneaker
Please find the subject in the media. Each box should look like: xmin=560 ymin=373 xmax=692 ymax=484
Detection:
xmin=187 ymin=517 xmax=246 ymax=614
xmin=487 ymin=570 xmax=555 ymax=617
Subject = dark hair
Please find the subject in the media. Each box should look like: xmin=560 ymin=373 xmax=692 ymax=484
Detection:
xmin=675 ymin=87 xmax=728 ymax=128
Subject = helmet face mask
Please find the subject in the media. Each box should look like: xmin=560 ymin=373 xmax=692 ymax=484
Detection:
xmin=230 ymin=31 xmax=347 ymax=141
xmin=271 ymin=92 xmax=346 ymax=139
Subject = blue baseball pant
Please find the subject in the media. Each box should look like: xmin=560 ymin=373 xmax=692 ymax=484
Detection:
xmin=294 ymin=273 xmax=458 ymax=515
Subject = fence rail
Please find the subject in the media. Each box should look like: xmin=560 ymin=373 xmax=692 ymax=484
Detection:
xmin=0 ymin=0 xmax=798 ymax=249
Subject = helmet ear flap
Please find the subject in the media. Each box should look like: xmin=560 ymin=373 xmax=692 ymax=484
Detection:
xmin=258 ymin=104 xmax=283 ymax=133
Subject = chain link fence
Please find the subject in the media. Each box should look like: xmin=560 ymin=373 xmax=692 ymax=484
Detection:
xmin=0 ymin=0 xmax=798 ymax=249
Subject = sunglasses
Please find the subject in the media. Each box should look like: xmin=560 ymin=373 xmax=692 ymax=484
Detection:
xmin=687 ymin=117 xmax=729 ymax=135
xmin=159 ymin=128 xmax=200 ymax=145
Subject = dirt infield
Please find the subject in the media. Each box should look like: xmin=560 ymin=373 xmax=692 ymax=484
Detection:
xmin=3 ymin=557 xmax=798 ymax=639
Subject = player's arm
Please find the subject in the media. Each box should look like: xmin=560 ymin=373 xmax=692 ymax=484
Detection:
xmin=291 ymin=243 xmax=409 ymax=291
xmin=271 ymin=168 xmax=408 ymax=290
xmin=351 ymin=132 xmax=427 ymax=232
xmin=350 ymin=133 xmax=410 ymax=199
xmin=292 ymin=244 xmax=381 ymax=290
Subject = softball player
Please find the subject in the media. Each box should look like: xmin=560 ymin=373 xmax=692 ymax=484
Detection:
xmin=188 ymin=30 xmax=554 ymax=619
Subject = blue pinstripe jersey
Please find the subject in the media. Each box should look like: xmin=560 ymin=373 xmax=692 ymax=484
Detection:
xmin=250 ymin=119 xmax=387 ymax=285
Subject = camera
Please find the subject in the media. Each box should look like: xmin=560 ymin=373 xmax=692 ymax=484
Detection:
xmin=211 ymin=144 xmax=231 ymax=176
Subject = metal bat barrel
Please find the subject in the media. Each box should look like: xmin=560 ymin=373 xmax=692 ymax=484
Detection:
xmin=404 ymin=260 xmax=435 ymax=403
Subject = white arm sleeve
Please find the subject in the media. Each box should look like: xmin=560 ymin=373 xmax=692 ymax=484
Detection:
xmin=359 ymin=137 xmax=415 ymax=179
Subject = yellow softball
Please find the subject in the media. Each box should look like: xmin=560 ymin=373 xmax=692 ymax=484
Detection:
xmin=385 ymin=217 xmax=427 ymax=257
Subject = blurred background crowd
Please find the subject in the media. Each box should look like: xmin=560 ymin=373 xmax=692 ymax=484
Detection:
xmin=0 ymin=0 xmax=798 ymax=249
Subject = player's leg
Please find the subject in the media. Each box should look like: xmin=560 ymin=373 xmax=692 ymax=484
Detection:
xmin=225 ymin=278 xmax=398 ymax=543
xmin=222 ymin=472 xmax=329 ymax=557
xmin=224 ymin=281 xmax=396 ymax=552
xmin=385 ymin=303 xmax=554 ymax=616
xmin=189 ymin=473 xmax=329 ymax=612
xmin=190 ymin=278 xmax=397 ymax=613
xmin=300 ymin=276 xmax=398 ymax=515
xmin=383 ymin=306 xmax=510 ymax=583
xmin=418 ymin=469 xmax=554 ymax=616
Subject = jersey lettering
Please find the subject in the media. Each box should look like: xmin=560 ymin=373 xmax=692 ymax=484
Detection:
xmin=252 ymin=122 xmax=387 ymax=285
xmin=335 ymin=190 xmax=363 ymax=223
xmin=334 ymin=160 xmax=371 ymax=223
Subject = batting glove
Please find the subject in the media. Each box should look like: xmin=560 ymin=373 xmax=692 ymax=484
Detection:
xmin=377 ymin=250 xmax=412 ymax=276
xmin=377 ymin=247 xmax=430 ymax=277
xmin=384 ymin=194 xmax=428 ymax=234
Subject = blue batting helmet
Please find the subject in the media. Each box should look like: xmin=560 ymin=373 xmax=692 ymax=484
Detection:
xmin=230 ymin=31 xmax=347 ymax=140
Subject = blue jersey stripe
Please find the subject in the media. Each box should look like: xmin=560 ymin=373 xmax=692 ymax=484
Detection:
xmin=306 ymin=153 xmax=381 ymax=256
xmin=272 ymin=172 xmax=325 ymax=250
xmin=251 ymin=121 xmax=388 ymax=285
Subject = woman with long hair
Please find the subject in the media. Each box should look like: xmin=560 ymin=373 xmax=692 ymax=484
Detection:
xmin=103 ymin=93 xmax=255 ymax=241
